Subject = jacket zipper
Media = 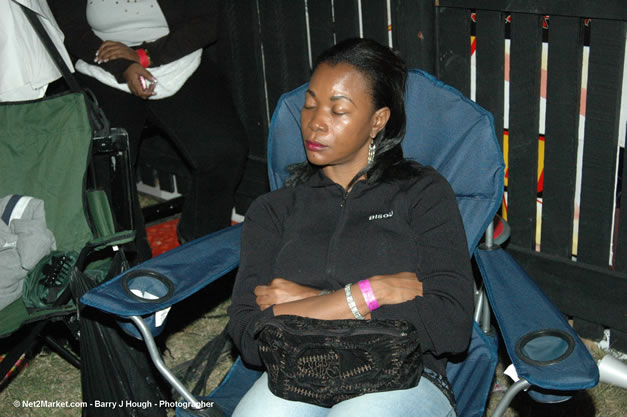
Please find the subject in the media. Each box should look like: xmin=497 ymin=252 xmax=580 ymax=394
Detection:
xmin=339 ymin=190 xmax=349 ymax=208
xmin=325 ymin=186 xmax=350 ymax=277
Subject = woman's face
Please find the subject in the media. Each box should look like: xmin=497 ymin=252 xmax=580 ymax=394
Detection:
xmin=300 ymin=62 xmax=389 ymax=184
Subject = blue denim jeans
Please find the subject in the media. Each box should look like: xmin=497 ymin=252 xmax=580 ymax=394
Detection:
xmin=232 ymin=371 xmax=456 ymax=417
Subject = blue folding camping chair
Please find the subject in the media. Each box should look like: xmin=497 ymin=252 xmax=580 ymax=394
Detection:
xmin=81 ymin=69 xmax=599 ymax=417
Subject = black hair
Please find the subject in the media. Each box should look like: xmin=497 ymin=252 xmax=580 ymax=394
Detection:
xmin=286 ymin=37 xmax=419 ymax=188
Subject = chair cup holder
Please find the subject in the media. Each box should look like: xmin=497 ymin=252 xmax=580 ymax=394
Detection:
xmin=515 ymin=329 xmax=577 ymax=403
xmin=515 ymin=329 xmax=575 ymax=367
xmin=117 ymin=270 xmax=174 ymax=339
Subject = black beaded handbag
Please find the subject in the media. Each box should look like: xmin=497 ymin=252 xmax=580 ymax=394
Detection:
xmin=255 ymin=315 xmax=423 ymax=407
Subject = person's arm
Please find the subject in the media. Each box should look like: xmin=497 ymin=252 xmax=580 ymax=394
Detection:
xmin=273 ymin=284 xmax=368 ymax=319
xmin=372 ymin=171 xmax=475 ymax=357
xmin=256 ymin=273 xmax=422 ymax=320
xmin=136 ymin=0 xmax=219 ymax=67
xmin=226 ymin=193 xmax=289 ymax=367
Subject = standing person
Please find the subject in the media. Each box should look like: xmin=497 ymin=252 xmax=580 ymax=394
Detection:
xmin=49 ymin=0 xmax=248 ymax=254
xmin=227 ymin=38 xmax=473 ymax=417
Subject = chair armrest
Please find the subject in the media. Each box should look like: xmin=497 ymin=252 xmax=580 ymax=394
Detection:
xmin=474 ymin=247 xmax=599 ymax=401
xmin=80 ymin=223 xmax=242 ymax=317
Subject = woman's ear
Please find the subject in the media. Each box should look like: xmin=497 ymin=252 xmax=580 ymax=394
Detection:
xmin=371 ymin=107 xmax=391 ymax=138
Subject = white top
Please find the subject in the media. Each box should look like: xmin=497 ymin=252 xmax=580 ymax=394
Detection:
xmin=86 ymin=0 xmax=169 ymax=46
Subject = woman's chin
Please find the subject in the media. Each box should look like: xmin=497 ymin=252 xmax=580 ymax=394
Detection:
xmin=305 ymin=153 xmax=328 ymax=167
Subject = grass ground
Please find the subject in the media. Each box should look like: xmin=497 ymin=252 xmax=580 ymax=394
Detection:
xmin=1 ymin=200 xmax=625 ymax=416
xmin=0 ymin=282 xmax=235 ymax=417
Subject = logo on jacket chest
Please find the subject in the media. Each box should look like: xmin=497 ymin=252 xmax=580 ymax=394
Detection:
xmin=368 ymin=210 xmax=394 ymax=221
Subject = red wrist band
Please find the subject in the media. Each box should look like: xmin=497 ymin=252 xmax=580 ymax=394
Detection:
xmin=136 ymin=48 xmax=150 ymax=68
xmin=358 ymin=279 xmax=380 ymax=312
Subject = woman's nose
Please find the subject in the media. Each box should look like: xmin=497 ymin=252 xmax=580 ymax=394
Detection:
xmin=308 ymin=111 xmax=326 ymax=132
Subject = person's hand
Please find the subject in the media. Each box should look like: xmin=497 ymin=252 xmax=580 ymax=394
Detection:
xmin=255 ymin=278 xmax=320 ymax=311
xmin=369 ymin=272 xmax=423 ymax=306
xmin=123 ymin=63 xmax=157 ymax=99
xmin=95 ymin=41 xmax=140 ymax=64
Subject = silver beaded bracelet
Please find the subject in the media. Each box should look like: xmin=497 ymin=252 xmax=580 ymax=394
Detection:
xmin=344 ymin=284 xmax=366 ymax=320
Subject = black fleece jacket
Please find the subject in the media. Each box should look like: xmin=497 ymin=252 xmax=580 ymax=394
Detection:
xmin=227 ymin=165 xmax=474 ymax=378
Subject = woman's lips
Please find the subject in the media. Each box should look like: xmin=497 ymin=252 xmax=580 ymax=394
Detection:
xmin=305 ymin=140 xmax=327 ymax=151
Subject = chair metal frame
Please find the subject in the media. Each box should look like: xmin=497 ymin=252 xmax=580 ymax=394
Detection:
xmin=81 ymin=70 xmax=600 ymax=417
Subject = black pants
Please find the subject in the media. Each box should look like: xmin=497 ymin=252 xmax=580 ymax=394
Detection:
xmin=76 ymin=51 xmax=248 ymax=244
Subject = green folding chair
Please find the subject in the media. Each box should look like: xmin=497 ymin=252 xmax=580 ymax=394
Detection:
xmin=0 ymin=5 xmax=138 ymax=383
xmin=0 ymin=85 xmax=138 ymax=379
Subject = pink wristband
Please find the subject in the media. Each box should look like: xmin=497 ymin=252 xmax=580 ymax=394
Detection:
xmin=358 ymin=279 xmax=380 ymax=312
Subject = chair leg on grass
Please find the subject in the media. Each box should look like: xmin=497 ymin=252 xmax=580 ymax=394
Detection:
xmin=129 ymin=316 xmax=206 ymax=410
xmin=491 ymin=379 xmax=532 ymax=417
xmin=0 ymin=321 xmax=47 ymax=381
xmin=41 ymin=335 xmax=80 ymax=369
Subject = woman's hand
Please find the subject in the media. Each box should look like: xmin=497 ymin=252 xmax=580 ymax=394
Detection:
xmin=369 ymin=272 xmax=423 ymax=306
xmin=122 ymin=63 xmax=156 ymax=99
xmin=95 ymin=41 xmax=140 ymax=64
xmin=255 ymin=278 xmax=320 ymax=311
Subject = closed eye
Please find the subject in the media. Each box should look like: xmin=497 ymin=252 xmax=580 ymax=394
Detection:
xmin=304 ymin=89 xmax=317 ymax=110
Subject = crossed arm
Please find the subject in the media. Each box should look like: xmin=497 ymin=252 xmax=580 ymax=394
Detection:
xmin=255 ymin=272 xmax=423 ymax=320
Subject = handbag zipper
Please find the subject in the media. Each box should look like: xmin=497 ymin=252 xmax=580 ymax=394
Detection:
xmin=263 ymin=320 xmax=409 ymax=337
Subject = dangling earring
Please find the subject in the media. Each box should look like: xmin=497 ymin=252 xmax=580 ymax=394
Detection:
xmin=368 ymin=139 xmax=376 ymax=165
